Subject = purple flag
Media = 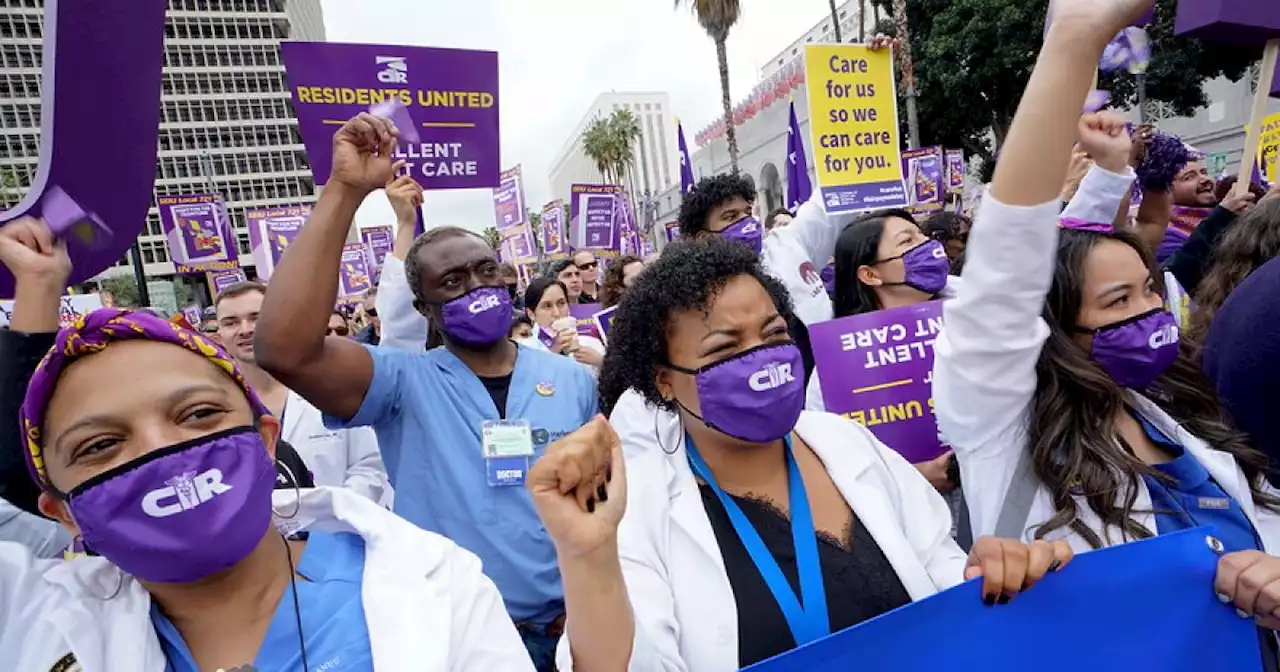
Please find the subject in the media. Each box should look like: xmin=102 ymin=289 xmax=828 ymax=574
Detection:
xmin=677 ymin=120 xmax=696 ymax=195
xmin=280 ymin=42 xmax=501 ymax=191
xmin=247 ymin=205 xmax=311 ymax=282
xmin=809 ymin=301 xmax=948 ymax=463
xmin=0 ymin=0 xmax=167 ymax=298
xmin=157 ymin=194 xmax=239 ymax=275
xmin=786 ymin=102 xmax=813 ymax=211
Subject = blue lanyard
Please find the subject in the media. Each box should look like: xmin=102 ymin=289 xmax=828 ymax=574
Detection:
xmin=685 ymin=433 xmax=830 ymax=645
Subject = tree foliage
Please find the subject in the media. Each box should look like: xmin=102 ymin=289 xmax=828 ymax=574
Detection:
xmin=870 ymin=0 xmax=1261 ymax=180
xmin=100 ymin=276 xmax=141 ymax=308
xmin=581 ymin=108 xmax=644 ymax=186
xmin=676 ymin=0 xmax=743 ymax=172
xmin=481 ymin=226 xmax=502 ymax=251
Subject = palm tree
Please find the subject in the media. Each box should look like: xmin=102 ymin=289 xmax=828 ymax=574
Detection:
xmin=828 ymin=0 xmax=843 ymax=42
xmin=676 ymin=0 xmax=742 ymax=173
xmin=581 ymin=116 xmax=615 ymax=184
xmin=891 ymin=0 xmax=920 ymax=148
xmin=482 ymin=226 xmax=502 ymax=251
xmin=580 ymin=108 xmax=644 ymax=186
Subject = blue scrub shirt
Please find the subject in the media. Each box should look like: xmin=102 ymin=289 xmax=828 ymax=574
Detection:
xmin=153 ymin=531 xmax=372 ymax=671
xmin=325 ymin=343 xmax=597 ymax=626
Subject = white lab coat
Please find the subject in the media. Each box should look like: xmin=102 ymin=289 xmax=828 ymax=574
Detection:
xmin=556 ymin=410 xmax=967 ymax=671
xmin=0 ymin=487 xmax=534 ymax=671
xmin=762 ymin=189 xmax=859 ymax=326
xmin=0 ymin=499 xmax=69 ymax=559
xmin=376 ymin=255 xmax=430 ymax=353
xmin=282 ymin=389 xmax=391 ymax=506
xmin=932 ymin=177 xmax=1280 ymax=553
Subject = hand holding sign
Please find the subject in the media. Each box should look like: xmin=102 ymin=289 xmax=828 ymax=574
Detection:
xmin=964 ymin=537 xmax=1073 ymax=605
xmin=385 ymin=160 xmax=424 ymax=223
xmin=1215 ymin=550 xmax=1280 ymax=628
xmin=0 ymin=217 xmax=71 ymax=289
xmin=528 ymin=415 xmax=626 ymax=558
xmin=330 ymin=112 xmax=400 ymax=194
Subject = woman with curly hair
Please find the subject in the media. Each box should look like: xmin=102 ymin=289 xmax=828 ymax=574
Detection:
xmin=535 ymin=236 xmax=1071 ymax=670
xmin=597 ymin=255 xmax=645 ymax=309
xmin=1186 ymin=196 xmax=1280 ymax=354
xmin=933 ymin=4 xmax=1280 ymax=661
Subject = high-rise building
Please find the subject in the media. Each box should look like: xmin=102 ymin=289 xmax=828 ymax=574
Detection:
xmin=760 ymin=0 xmax=864 ymax=80
xmin=0 ymin=0 xmax=324 ymax=286
xmin=548 ymin=92 xmax=679 ymax=208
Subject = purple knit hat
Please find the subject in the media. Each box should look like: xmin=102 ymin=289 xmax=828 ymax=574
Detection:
xmin=19 ymin=308 xmax=268 ymax=490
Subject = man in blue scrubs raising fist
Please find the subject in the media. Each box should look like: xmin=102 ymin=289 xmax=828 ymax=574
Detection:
xmin=254 ymin=112 xmax=597 ymax=671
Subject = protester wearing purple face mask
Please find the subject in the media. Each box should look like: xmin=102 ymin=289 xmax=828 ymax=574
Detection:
xmin=0 ymin=306 xmax=528 ymax=670
xmin=534 ymin=237 xmax=1071 ymax=671
xmin=933 ymin=8 xmax=1280 ymax=664
xmin=253 ymin=115 xmax=596 ymax=671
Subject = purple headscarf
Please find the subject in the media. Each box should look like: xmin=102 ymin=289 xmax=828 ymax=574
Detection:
xmin=19 ymin=308 xmax=268 ymax=490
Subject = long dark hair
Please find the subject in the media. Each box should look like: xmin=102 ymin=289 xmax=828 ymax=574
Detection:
xmin=1029 ymin=228 xmax=1278 ymax=548
xmin=1188 ymin=198 xmax=1280 ymax=353
xmin=832 ymin=209 xmax=918 ymax=319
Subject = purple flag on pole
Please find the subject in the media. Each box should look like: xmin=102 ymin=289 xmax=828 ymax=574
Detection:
xmin=677 ymin=121 xmax=696 ymax=195
xmin=785 ymin=101 xmax=813 ymax=212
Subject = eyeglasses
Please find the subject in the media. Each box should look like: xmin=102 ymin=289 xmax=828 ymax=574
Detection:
xmin=327 ymin=326 xmax=349 ymax=337
xmin=576 ymin=261 xmax=598 ymax=271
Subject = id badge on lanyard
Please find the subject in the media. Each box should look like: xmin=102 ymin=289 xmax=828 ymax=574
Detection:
xmin=483 ymin=419 xmax=534 ymax=487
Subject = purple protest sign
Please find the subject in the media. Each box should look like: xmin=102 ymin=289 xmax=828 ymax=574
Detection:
xmin=180 ymin=304 xmax=202 ymax=328
xmin=809 ymin=301 xmax=947 ymax=463
xmin=207 ymin=269 xmax=248 ymax=297
xmin=1175 ymin=0 xmax=1280 ymax=45
xmin=360 ymin=225 xmax=394 ymax=270
xmin=902 ymin=147 xmax=945 ymax=215
xmin=512 ymin=226 xmax=537 ymax=263
xmin=569 ymin=303 xmax=604 ymax=340
xmin=571 ymin=184 xmax=622 ymax=251
xmin=664 ymin=221 xmax=681 ymax=243
xmin=157 ymin=194 xmax=239 ymax=275
xmin=280 ymin=42 xmax=500 ymax=191
xmin=945 ymin=150 xmax=965 ymax=193
xmin=247 ymin=205 xmax=310 ymax=282
xmin=493 ymin=166 xmax=527 ymax=237
xmin=640 ymin=235 xmax=657 ymax=257
xmin=338 ymin=243 xmax=374 ymax=299
xmin=0 ymin=0 xmax=167 ymax=298
xmin=592 ymin=305 xmax=618 ymax=345
xmin=541 ymin=201 xmax=568 ymax=259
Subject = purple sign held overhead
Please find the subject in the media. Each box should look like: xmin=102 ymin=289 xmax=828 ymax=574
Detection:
xmin=541 ymin=201 xmax=568 ymax=259
xmin=360 ymin=225 xmax=394 ymax=269
xmin=902 ymin=147 xmax=945 ymax=214
xmin=809 ymin=301 xmax=947 ymax=463
xmin=247 ymin=205 xmax=310 ymax=282
xmin=571 ymin=184 xmax=622 ymax=251
xmin=157 ymin=194 xmax=239 ymax=275
xmin=280 ymin=42 xmax=501 ymax=191
xmin=945 ymin=150 xmax=965 ymax=193
xmin=338 ymin=243 xmax=374 ymax=299
xmin=493 ymin=166 xmax=527 ymax=236
xmin=0 ymin=0 xmax=167 ymax=298
xmin=207 ymin=268 xmax=247 ymax=297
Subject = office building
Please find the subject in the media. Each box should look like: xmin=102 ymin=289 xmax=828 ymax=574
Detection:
xmin=0 ymin=0 xmax=325 ymax=287
xmin=548 ymin=92 xmax=680 ymax=212
xmin=761 ymin=0 xmax=865 ymax=79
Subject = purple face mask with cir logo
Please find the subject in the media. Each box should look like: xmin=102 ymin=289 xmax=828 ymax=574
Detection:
xmin=440 ymin=285 xmax=514 ymax=347
xmin=670 ymin=343 xmax=805 ymax=443
xmin=63 ymin=426 xmax=277 ymax=583
xmin=881 ymin=239 xmax=950 ymax=295
xmin=719 ymin=215 xmax=763 ymax=255
xmin=1084 ymin=308 xmax=1180 ymax=389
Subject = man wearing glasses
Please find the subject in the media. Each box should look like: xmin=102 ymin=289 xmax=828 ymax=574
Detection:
xmin=354 ymin=287 xmax=381 ymax=346
xmin=571 ymin=250 xmax=599 ymax=303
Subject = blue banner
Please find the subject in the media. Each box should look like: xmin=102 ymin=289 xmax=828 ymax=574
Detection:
xmin=748 ymin=528 xmax=1261 ymax=671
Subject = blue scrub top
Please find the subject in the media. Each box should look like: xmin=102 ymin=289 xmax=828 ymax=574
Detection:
xmin=1136 ymin=415 xmax=1261 ymax=554
xmin=324 ymin=343 xmax=597 ymax=625
xmin=153 ymin=531 xmax=373 ymax=671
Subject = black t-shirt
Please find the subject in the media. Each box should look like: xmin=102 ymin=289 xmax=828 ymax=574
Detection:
xmin=699 ymin=486 xmax=912 ymax=667
xmin=479 ymin=373 xmax=514 ymax=419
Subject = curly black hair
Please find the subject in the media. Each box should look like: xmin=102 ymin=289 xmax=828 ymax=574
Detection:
xmin=677 ymin=173 xmax=757 ymax=239
xmin=597 ymin=236 xmax=795 ymax=415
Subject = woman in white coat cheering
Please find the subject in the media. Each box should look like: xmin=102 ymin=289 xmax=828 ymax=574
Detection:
xmin=529 ymin=237 xmax=1072 ymax=671
xmin=930 ymin=0 xmax=1280 ymax=659
xmin=0 ymin=304 xmax=531 ymax=671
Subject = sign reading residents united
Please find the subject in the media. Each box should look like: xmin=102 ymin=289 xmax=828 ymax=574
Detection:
xmin=281 ymin=42 xmax=501 ymax=191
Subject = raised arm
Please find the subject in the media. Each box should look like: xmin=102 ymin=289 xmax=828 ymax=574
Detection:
xmin=0 ymin=218 xmax=68 ymax=515
xmin=255 ymin=114 xmax=397 ymax=420
xmin=931 ymin=1 xmax=1150 ymax=516
xmin=375 ymin=174 xmax=430 ymax=352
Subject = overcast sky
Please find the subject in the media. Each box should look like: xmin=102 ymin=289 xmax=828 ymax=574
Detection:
xmin=319 ymin=0 xmax=843 ymax=233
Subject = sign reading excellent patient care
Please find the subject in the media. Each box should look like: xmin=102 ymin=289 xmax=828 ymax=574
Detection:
xmin=281 ymin=42 xmax=500 ymax=191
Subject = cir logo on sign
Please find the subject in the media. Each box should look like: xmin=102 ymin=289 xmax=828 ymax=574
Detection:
xmin=376 ymin=56 xmax=408 ymax=84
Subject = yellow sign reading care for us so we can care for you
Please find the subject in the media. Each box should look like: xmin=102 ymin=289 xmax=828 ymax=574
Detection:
xmin=804 ymin=44 xmax=909 ymax=214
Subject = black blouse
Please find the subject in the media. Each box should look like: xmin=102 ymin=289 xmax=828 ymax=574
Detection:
xmin=699 ymin=485 xmax=912 ymax=667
